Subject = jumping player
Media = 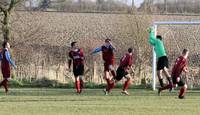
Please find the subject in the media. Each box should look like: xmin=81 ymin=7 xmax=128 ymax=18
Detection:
xmin=106 ymin=48 xmax=134 ymax=95
xmin=68 ymin=42 xmax=85 ymax=94
xmin=91 ymin=38 xmax=116 ymax=95
xmin=158 ymin=49 xmax=189 ymax=99
xmin=149 ymin=27 xmax=173 ymax=88
xmin=0 ymin=41 xmax=17 ymax=94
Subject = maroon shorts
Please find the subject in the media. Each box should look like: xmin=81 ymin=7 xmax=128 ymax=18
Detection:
xmin=1 ymin=65 xmax=11 ymax=79
xmin=104 ymin=63 xmax=114 ymax=72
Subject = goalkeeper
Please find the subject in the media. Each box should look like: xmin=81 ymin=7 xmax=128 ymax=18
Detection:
xmin=149 ymin=27 xmax=173 ymax=89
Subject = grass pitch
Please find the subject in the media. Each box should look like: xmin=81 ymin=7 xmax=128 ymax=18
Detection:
xmin=0 ymin=88 xmax=200 ymax=115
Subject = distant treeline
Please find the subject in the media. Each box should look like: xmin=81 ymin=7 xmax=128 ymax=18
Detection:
xmin=16 ymin=0 xmax=200 ymax=14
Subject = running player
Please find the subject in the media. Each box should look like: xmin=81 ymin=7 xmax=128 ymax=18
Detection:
xmin=0 ymin=41 xmax=17 ymax=94
xmin=91 ymin=38 xmax=116 ymax=95
xmin=106 ymin=48 xmax=134 ymax=95
xmin=149 ymin=27 xmax=173 ymax=88
xmin=68 ymin=41 xmax=85 ymax=94
xmin=158 ymin=49 xmax=189 ymax=99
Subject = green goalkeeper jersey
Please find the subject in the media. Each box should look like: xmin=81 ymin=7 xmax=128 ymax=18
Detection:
xmin=148 ymin=30 xmax=167 ymax=58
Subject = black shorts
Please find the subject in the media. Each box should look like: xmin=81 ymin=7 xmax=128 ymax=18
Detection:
xmin=73 ymin=64 xmax=84 ymax=77
xmin=157 ymin=56 xmax=169 ymax=70
xmin=172 ymin=76 xmax=185 ymax=87
xmin=115 ymin=67 xmax=128 ymax=81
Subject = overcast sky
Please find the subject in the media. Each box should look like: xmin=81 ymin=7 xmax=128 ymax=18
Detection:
xmin=126 ymin=0 xmax=144 ymax=7
xmin=28 ymin=0 xmax=145 ymax=8
xmin=74 ymin=0 xmax=144 ymax=8
xmin=134 ymin=0 xmax=144 ymax=7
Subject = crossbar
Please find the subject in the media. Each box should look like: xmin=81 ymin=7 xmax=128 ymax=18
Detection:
xmin=154 ymin=21 xmax=200 ymax=25
xmin=151 ymin=21 xmax=200 ymax=90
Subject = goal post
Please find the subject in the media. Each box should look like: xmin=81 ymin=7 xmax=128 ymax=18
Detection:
xmin=152 ymin=21 xmax=200 ymax=91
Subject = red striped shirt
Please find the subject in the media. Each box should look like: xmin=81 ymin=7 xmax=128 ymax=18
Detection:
xmin=171 ymin=56 xmax=187 ymax=78
xmin=69 ymin=48 xmax=84 ymax=67
xmin=119 ymin=53 xmax=133 ymax=72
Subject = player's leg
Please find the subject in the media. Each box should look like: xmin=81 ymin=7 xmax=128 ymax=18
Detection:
xmin=103 ymin=70 xmax=111 ymax=95
xmin=157 ymin=57 xmax=164 ymax=87
xmin=0 ymin=79 xmax=3 ymax=87
xmin=104 ymin=71 xmax=111 ymax=86
xmin=161 ymin=67 xmax=173 ymax=92
xmin=158 ymin=83 xmax=174 ymax=96
xmin=157 ymin=70 xmax=164 ymax=87
xmin=0 ymin=78 xmax=8 ymax=94
xmin=158 ymin=76 xmax=176 ymax=96
xmin=74 ymin=64 xmax=84 ymax=94
xmin=3 ymin=79 xmax=8 ymax=94
xmin=163 ymin=67 xmax=173 ymax=86
xmin=106 ymin=78 xmax=118 ymax=94
xmin=177 ymin=78 xmax=187 ymax=99
xmin=73 ymin=66 xmax=81 ymax=93
xmin=106 ymin=66 xmax=124 ymax=93
xmin=1 ymin=72 xmax=10 ymax=94
xmin=103 ymin=63 xmax=115 ymax=94
xmin=179 ymin=85 xmax=187 ymax=99
xmin=106 ymin=65 xmax=117 ymax=93
xmin=104 ymin=63 xmax=111 ymax=86
xmin=109 ymin=64 xmax=116 ymax=78
xmin=74 ymin=76 xmax=80 ymax=93
xmin=106 ymin=64 xmax=117 ymax=92
xmin=122 ymin=75 xmax=131 ymax=95
xmin=78 ymin=64 xmax=84 ymax=93
xmin=79 ymin=75 xmax=84 ymax=93
xmin=162 ymin=56 xmax=173 ymax=92
xmin=157 ymin=56 xmax=170 ymax=87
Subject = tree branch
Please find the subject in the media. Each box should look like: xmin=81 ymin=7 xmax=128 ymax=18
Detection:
xmin=8 ymin=0 xmax=15 ymax=12
xmin=0 ymin=4 xmax=6 ymax=13
xmin=8 ymin=0 xmax=23 ymax=12
xmin=14 ymin=0 xmax=23 ymax=5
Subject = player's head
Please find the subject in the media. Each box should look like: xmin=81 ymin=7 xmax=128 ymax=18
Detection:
xmin=128 ymin=47 xmax=133 ymax=54
xmin=2 ymin=41 xmax=10 ymax=49
xmin=182 ymin=49 xmax=189 ymax=58
xmin=105 ymin=38 xmax=111 ymax=46
xmin=156 ymin=35 xmax=162 ymax=40
xmin=71 ymin=41 xmax=78 ymax=49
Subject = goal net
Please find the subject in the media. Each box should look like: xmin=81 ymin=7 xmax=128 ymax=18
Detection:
xmin=152 ymin=21 xmax=200 ymax=90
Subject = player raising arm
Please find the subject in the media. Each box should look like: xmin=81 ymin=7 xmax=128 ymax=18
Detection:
xmin=149 ymin=27 xmax=173 ymax=89
xmin=158 ymin=49 xmax=189 ymax=99
xmin=91 ymin=38 xmax=116 ymax=95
